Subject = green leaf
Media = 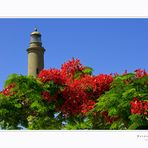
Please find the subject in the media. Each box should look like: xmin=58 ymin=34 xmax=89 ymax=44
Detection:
xmin=82 ymin=67 xmax=93 ymax=75
xmin=14 ymin=103 xmax=22 ymax=108
xmin=108 ymin=108 xmax=118 ymax=116
xmin=110 ymin=120 xmax=127 ymax=130
xmin=74 ymin=71 xmax=83 ymax=79
xmin=4 ymin=74 xmax=19 ymax=87
xmin=122 ymin=88 xmax=136 ymax=99
xmin=120 ymin=73 xmax=135 ymax=80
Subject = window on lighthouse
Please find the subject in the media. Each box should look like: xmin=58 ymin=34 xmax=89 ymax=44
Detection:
xmin=30 ymin=35 xmax=41 ymax=43
xmin=36 ymin=68 xmax=39 ymax=75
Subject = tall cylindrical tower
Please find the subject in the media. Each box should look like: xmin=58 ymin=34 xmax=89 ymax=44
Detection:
xmin=27 ymin=28 xmax=45 ymax=77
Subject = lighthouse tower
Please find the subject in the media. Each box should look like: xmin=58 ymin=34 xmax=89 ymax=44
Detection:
xmin=27 ymin=28 xmax=45 ymax=77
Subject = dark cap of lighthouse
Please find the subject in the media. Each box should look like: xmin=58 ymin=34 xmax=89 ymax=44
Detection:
xmin=30 ymin=28 xmax=42 ymax=45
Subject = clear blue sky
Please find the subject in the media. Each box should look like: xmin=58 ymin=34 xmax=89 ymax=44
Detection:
xmin=0 ymin=18 xmax=147 ymax=89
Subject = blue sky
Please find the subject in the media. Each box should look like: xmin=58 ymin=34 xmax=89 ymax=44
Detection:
xmin=0 ymin=18 xmax=148 ymax=89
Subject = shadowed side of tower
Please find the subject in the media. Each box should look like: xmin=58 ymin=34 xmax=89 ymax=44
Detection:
xmin=27 ymin=28 xmax=45 ymax=77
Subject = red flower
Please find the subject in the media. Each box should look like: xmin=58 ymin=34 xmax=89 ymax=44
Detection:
xmin=101 ymin=111 xmax=119 ymax=124
xmin=38 ymin=68 xmax=65 ymax=85
xmin=61 ymin=82 xmax=88 ymax=116
xmin=1 ymin=83 xmax=16 ymax=96
xmin=134 ymin=69 xmax=148 ymax=78
xmin=42 ymin=91 xmax=58 ymax=102
xmin=42 ymin=91 xmax=50 ymax=101
xmin=81 ymin=100 xmax=96 ymax=115
xmin=114 ymin=72 xmax=119 ymax=77
xmin=130 ymin=98 xmax=148 ymax=115
xmin=61 ymin=58 xmax=85 ymax=84
xmin=122 ymin=70 xmax=128 ymax=76
xmin=92 ymin=74 xmax=113 ymax=98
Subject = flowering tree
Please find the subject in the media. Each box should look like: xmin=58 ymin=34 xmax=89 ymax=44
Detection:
xmin=85 ymin=69 xmax=148 ymax=130
xmin=0 ymin=58 xmax=147 ymax=129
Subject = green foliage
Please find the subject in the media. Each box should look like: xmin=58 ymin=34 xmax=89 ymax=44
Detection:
xmin=89 ymin=73 xmax=148 ymax=129
xmin=0 ymin=70 xmax=147 ymax=130
xmin=0 ymin=74 xmax=64 ymax=129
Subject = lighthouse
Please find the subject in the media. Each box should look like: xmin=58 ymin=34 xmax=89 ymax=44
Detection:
xmin=27 ymin=28 xmax=45 ymax=77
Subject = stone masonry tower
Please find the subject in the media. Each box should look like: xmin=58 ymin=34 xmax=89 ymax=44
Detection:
xmin=27 ymin=28 xmax=45 ymax=77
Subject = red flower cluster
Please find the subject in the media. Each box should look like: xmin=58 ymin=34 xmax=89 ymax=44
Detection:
xmin=81 ymin=100 xmax=96 ymax=115
xmin=61 ymin=73 xmax=113 ymax=116
xmin=38 ymin=58 xmax=113 ymax=115
xmin=130 ymin=98 xmax=148 ymax=115
xmin=61 ymin=96 xmax=96 ymax=116
xmin=0 ymin=83 xmax=16 ymax=96
xmin=38 ymin=59 xmax=85 ymax=85
xmin=93 ymin=74 xmax=113 ymax=98
xmin=42 ymin=91 xmax=51 ymax=101
xmin=38 ymin=58 xmax=113 ymax=116
xmin=41 ymin=91 xmax=57 ymax=102
xmin=61 ymin=58 xmax=85 ymax=83
xmin=38 ymin=68 xmax=65 ymax=85
xmin=102 ymin=111 xmax=119 ymax=124
xmin=73 ymin=75 xmax=96 ymax=97
xmin=135 ymin=69 xmax=148 ymax=78
xmin=61 ymin=82 xmax=89 ymax=116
